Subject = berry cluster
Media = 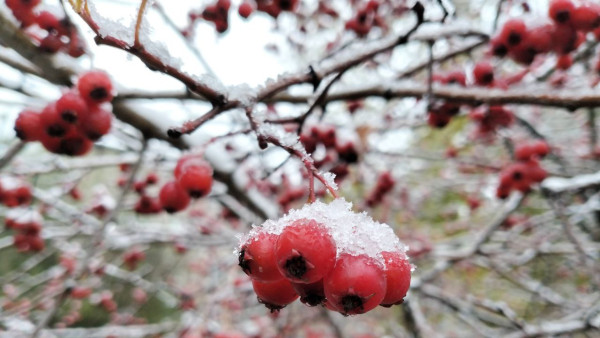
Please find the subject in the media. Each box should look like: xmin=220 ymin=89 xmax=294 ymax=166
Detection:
xmin=5 ymin=209 xmax=44 ymax=252
xmin=496 ymin=140 xmax=549 ymax=199
xmin=14 ymin=71 xmax=114 ymax=156
xmin=6 ymin=0 xmax=86 ymax=57
xmin=345 ymin=0 xmax=385 ymax=37
xmin=427 ymin=63 xmax=499 ymax=129
xmin=200 ymin=0 xmax=231 ymax=33
xmin=491 ymin=0 xmax=600 ymax=66
xmin=238 ymin=199 xmax=411 ymax=315
xmin=468 ymin=105 xmax=515 ymax=138
xmin=159 ymin=154 xmax=213 ymax=213
xmin=0 ymin=176 xmax=32 ymax=207
xmin=366 ymin=171 xmax=395 ymax=207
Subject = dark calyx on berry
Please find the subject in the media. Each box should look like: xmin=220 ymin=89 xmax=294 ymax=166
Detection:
xmin=238 ymin=248 xmax=251 ymax=274
xmin=341 ymin=294 xmax=364 ymax=314
xmin=284 ymin=255 xmax=308 ymax=279
xmin=90 ymin=87 xmax=108 ymax=101
xmin=257 ymin=298 xmax=286 ymax=313
xmin=301 ymin=293 xmax=325 ymax=307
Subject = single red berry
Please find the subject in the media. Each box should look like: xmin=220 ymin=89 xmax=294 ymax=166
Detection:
xmin=57 ymin=129 xmax=94 ymax=156
xmin=500 ymin=19 xmax=527 ymax=47
xmin=40 ymin=103 xmax=71 ymax=138
xmin=159 ymin=181 xmax=191 ymax=213
xmin=556 ymin=54 xmax=573 ymax=70
xmin=549 ymin=0 xmax=575 ymax=25
xmin=291 ymin=279 xmax=326 ymax=306
xmin=35 ymin=11 xmax=61 ymax=33
xmin=39 ymin=34 xmax=64 ymax=53
xmin=77 ymin=71 xmax=113 ymax=105
xmin=571 ymin=3 xmax=600 ymax=31
xmin=252 ymin=278 xmax=299 ymax=312
xmin=531 ymin=140 xmax=550 ymax=158
xmin=380 ymin=251 xmax=411 ymax=307
xmin=14 ymin=110 xmax=43 ymax=142
xmin=77 ymin=106 xmax=112 ymax=141
xmin=275 ymin=219 xmax=336 ymax=284
xmin=238 ymin=231 xmax=284 ymax=283
xmin=145 ymin=172 xmax=159 ymax=185
xmin=27 ymin=236 xmax=45 ymax=252
xmin=445 ymin=71 xmax=467 ymax=86
xmin=56 ymin=91 xmax=88 ymax=124
xmin=134 ymin=195 xmax=162 ymax=214
xmin=238 ymin=2 xmax=254 ymax=18
xmin=70 ymin=286 xmax=92 ymax=299
xmin=473 ymin=62 xmax=494 ymax=86
xmin=490 ymin=37 xmax=508 ymax=57
xmin=176 ymin=160 xmax=213 ymax=198
xmin=323 ymin=254 xmax=386 ymax=315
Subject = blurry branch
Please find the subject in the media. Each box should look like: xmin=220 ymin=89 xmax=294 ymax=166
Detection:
xmin=589 ymin=108 xmax=598 ymax=155
xmin=0 ymin=11 xmax=74 ymax=85
xmin=0 ymin=10 xmax=271 ymax=221
xmin=0 ymin=48 xmax=43 ymax=77
xmin=2 ymin=322 xmax=178 ymax=338
xmin=0 ymin=141 xmax=26 ymax=170
xmin=541 ymin=170 xmax=600 ymax=195
xmin=403 ymin=297 xmax=438 ymax=338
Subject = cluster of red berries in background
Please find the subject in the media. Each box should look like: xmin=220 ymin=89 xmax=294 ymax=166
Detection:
xmin=468 ymin=105 xmax=515 ymax=138
xmin=366 ymin=171 xmax=395 ymax=207
xmin=14 ymin=71 xmax=114 ymax=156
xmin=491 ymin=0 xmax=600 ymax=66
xmin=344 ymin=0 xmax=386 ymax=37
xmin=238 ymin=199 xmax=411 ymax=315
xmin=6 ymin=0 xmax=86 ymax=57
xmin=183 ymin=0 xmax=298 ymax=35
xmin=5 ymin=209 xmax=44 ymax=252
xmin=0 ymin=176 xmax=32 ymax=208
xmin=496 ymin=140 xmax=549 ymax=199
xmin=159 ymin=154 xmax=213 ymax=213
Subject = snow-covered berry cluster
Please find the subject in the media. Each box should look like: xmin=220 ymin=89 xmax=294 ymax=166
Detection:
xmin=5 ymin=209 xmax=44 ymax=252
xmin=14 ymin=71 xmax=114 ymax=156
xmin=237 ymin=199 xmax=412 ymax=315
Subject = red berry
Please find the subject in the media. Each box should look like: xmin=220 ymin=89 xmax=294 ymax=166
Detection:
xmin=39 ymin=34 xmax=64 ymax=53
xmin=473 ymin=62 xmax=494 ymax=86
xmin=70 ymin=286 xmax=92 ymax=299
xmin=176 ymin=160 xmax=213 ymax=198
xmin=275 ymin=219 xmax=336 ymax=284
xmin=56 ymin=91 xmax=88 ymax=124
xmin=549 ymin=0 xmax=575 ymax=25
xmin=239 ymin=231 xmax=284 ymax=282
xmin=445 ymin=71 xmax=466 ymax=86
xmin=251 ymin=278 xmax=299 ymax=312
xmin=40 ymin=103 xmax=71 ymax=138
xmin=500 ymin=19 xmax=527 ymax=47
xmin=323 ymin=254 xmax=386 ymax=315
xmin=159 ymin=181 xmax=191 ymax=213
xmin=380 ymin=251 xmax=411 ymax=307
xmin=531 ymin=140 xmax=550 ymax=158
xmin=77 ymin=106 xmax=112 ymax=140
xmin=238 ymin=2 xmax=253 ymax=18
xmin=572 ymin=3 xmax=600 ymax=31
xmin=291 ymin=279 xmax=326 ymax=306
xmin=556 ymin=54 xmax=573 ymax=70
xmin=77 ymin=71 xmax=113 ymax=105
xmin=35 ymin=11 xmax=61 ymax=33
xmin=57 ymin=129 xmax=94 ymax=156
xmin=14 ymin=110 xmax=43 ymax=142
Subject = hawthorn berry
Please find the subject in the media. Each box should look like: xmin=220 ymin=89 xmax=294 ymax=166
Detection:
xmin=77 ymin=71 xmax=113 ymax=105
xmin=473 ymin=62 xmax=494 ymax=86
xmin=238 ymin=1 xmax=254 ymax=18
xmin=291 ymin=279 xmax=326 ymax=306
xmin=571 ymin=3 xmax=600 ymax=31
xmin=275 ymin=219 xmax=336 ymax=284
xmin=323 ymin=254 xmax=386 ymax=315
xmin=56 ymin=129 xmax=94 ymax=156
xmin=238 ymin=231 xmax=284 ymax=282
xmin=549 ymin=0 xmax=575 ymax=24
xmin=251 ymin=278 xmax=299 ymax=312
xmin=14 ymin=110 xmax=43 ymax=142
xmin=40 ymin=103 xmax=71 ymax=138
xmin=380 ymin=251 xmax=411 ymax=307
xmin=500 ymin=19 xmax=527 ymax=47
xmin=77 ymin=106 xmax=112 ymax=141
xmin=56 ymin=91 xmax=88 ymax=124
xmin=159 ymin=181 xmax=191 ymax=213
xmin=176 ymin=159 xmax=213 ymax=198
